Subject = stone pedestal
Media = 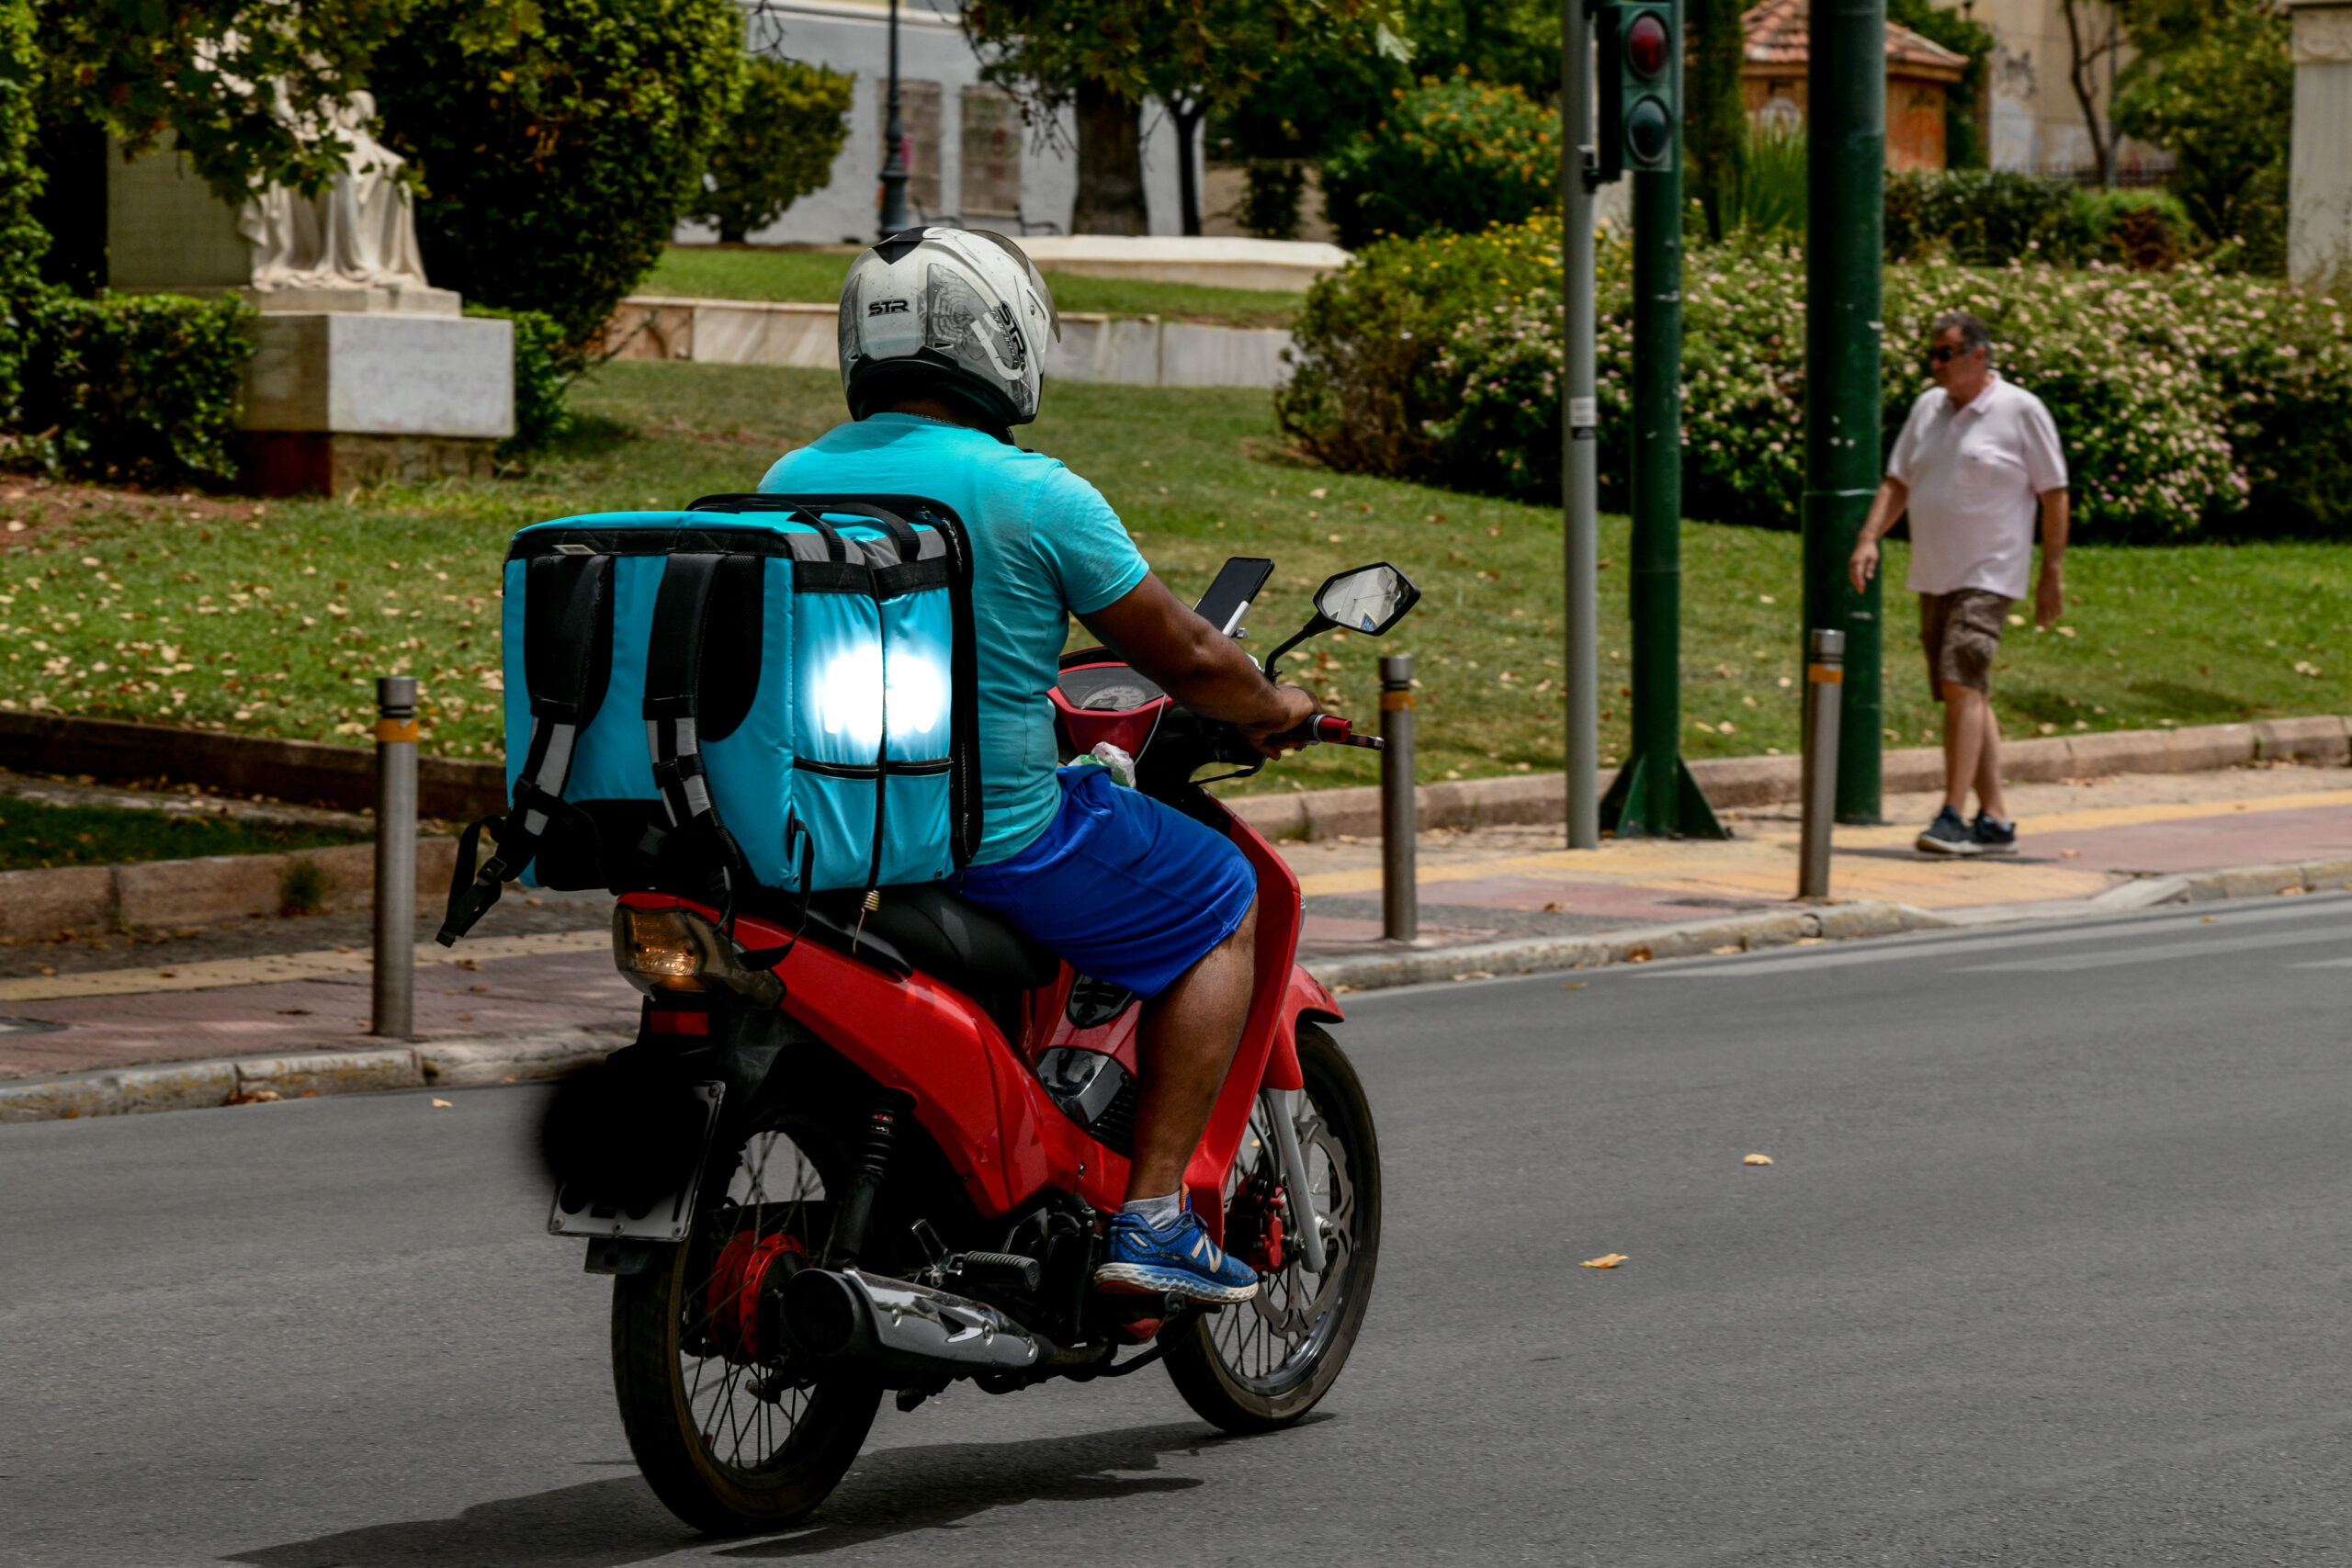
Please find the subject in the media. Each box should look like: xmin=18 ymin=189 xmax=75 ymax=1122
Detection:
xmin=241 ymin=311 xmax=514 ymax=496
xmin=2289 ymin=0 xmax=2352 ymax=287
xmin=103 ymin=140 xmax=516 ymax=495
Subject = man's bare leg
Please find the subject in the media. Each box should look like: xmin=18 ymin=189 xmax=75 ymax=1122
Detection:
xmin=1125 ymin=897 xmax=1259 ymax=1203
xmin=1973 ymin=695 xmax=2008 ymax=820
xmin=1942 ymin=682 xmax=1989 ymax=814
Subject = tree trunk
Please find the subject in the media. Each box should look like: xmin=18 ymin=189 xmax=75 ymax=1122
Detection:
xmin=1072 ymin=78 xmax=1149 ymax=235
xmin=1172 ymin=100 xmax=1204 ymax=237
xmin=2060 ymin=0 xmax=2111 ymax=186
xmin=1687 ymin=0 xmax=1749 ymax=242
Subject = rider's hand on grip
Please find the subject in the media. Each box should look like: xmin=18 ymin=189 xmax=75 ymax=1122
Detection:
xmin=1239 ymin=683 xmax=1320 ymax=758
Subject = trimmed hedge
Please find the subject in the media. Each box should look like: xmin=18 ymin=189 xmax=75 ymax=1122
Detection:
xmin=464 ymin=303 xmax=573 ymax=457
xmin=12 ymin=290 xmax=254 ymax=487
xmin=1318 ymin=74 xmax=1559 ymax=250
xmin=1884 ymin=170 xmax=2192 ymax=270
xmin=1278 ymin=221 xmax=2352 ymax=539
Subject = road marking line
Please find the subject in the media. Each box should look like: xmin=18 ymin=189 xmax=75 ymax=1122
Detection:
xmin=0 ymin=929 xmax=609 ymax=1002
xmin=1637 ymin=896 xmax=2352 ymax=977
xmin=1957 ymin=928 xmax=2352 ymax=973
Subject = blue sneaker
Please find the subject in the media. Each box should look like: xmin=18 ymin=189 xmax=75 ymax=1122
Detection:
xmin=1915 ymin=805 xmax=1982 ymax=857
xmin=1095 ymin=1209 xmax=1261 ymax=1303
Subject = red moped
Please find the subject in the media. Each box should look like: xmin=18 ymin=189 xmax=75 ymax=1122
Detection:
xmin=545 ymin=560 xmax=1417 ymax=1533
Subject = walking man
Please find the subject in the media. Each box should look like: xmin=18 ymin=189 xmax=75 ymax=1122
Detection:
xmin=1849 ymin=310 xmax=2070 ymax=856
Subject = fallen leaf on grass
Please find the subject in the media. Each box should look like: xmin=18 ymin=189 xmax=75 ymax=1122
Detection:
xmin=1582 ymin=1254 xmax=1629 ymax=1269
xmin=430 ymin=1098 xmax=453 ymax=1108
xmin=1743 ymin=1153 xmax=1774 ymax=1166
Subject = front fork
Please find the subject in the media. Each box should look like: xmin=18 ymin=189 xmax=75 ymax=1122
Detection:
xmin=1262 ymin=1088 xmax=1329 ymax=1274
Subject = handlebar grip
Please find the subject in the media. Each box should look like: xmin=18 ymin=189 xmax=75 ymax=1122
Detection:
xmin=1269 ymin=715 xmax=1385 ymax=751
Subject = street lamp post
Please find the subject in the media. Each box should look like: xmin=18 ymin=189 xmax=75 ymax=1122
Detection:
xmin=877 ymin=0 xmax=910 ymax=237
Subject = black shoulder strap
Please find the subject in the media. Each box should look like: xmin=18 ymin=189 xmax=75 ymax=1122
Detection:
xmin=437 ymin=552 xmax=615 ymax=945
xmin=643 ymin=552 xmax=765 ymax=931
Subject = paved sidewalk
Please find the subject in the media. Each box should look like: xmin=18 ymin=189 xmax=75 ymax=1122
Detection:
xmin=0 ymin=761 xmax=2346 ymax=1100
xmin=1291 ymin=762 xmax=2352 ymax=960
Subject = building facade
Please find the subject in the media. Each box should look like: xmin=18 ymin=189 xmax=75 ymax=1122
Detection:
xmin=690 ymin=0 xmax=1198 ymax=245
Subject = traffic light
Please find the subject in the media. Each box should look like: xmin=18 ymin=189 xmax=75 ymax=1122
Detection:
xmin=1591 ymin=0 xmax=1679 ymax=181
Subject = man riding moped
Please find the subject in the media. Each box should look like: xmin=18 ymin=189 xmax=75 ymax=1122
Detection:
xmin=760 ymin=228 xmax=1318 ymax=1306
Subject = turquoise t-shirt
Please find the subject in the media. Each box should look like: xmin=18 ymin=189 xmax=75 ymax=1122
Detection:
xmin=760 ymin=414 xmax=1150 ymax=865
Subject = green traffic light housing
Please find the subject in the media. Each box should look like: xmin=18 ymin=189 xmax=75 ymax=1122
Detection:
xmin=1609 ymin=1 xmax=1679 ymax=175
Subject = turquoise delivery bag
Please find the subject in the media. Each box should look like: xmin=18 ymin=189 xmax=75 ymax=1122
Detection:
xmin=437 ymin=494 xmax=981 ymax=944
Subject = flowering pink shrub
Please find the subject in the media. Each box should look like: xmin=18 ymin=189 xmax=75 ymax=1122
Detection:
xmin=1283 ymin=222 xmax=2352 ymax=539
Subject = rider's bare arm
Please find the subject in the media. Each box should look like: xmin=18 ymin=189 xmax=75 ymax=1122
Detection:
xmin=1081 ymin=574 xmax=1317 ymax=757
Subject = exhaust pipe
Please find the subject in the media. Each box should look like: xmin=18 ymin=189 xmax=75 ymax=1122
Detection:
xmin=781 ymin=1268 xmax=1042 ymax=1377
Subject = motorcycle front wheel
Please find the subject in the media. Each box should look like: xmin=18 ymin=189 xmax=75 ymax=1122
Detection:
xmin=610 ymin=1109 xmax=882 ymax=1535
xmin=1164 ymin=1021 xmax=1383 ymax=1432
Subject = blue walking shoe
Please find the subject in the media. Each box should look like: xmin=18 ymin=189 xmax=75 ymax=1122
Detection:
xmin=1095 ymin=1208 xmax=1261 ymax=1303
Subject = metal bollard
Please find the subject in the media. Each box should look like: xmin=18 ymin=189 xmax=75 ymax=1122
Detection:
xmin=1379 ymin=654 xmax=1418 ymax=942
xmin=1797 ymin=629 xmax=1846 ymax=900
xmin=372 ymin=676 xmax=419 ymax=1039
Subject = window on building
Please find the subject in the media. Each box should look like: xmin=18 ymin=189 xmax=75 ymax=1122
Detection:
xmin=960 ymin=86 xmax=1022 ymax=220
xmin=882 ymin=80 xmax=944 ymax=217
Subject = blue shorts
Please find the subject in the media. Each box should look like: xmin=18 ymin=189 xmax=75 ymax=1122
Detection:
xmin=956 ymin=766 xmax=1256 ymax=999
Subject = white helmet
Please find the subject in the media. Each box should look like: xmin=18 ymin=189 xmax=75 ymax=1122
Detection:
xmin=838 ymin=227 xmax=1059 ymax=427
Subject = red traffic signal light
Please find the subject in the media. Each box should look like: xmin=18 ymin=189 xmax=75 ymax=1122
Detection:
xmin=1625 ymin=12 xmax=1670 ymax=77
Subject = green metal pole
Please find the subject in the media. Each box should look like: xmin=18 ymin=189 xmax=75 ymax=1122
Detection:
xmin=1600 ymin=0 xmax=1724 ymax=840
xmin=1630 ymin=156 xmax=1682 ymax=834
xmin=1803 ymin=0 xmax=1886 ymax=825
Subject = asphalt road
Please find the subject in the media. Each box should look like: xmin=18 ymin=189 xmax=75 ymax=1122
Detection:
xmin=8 ymin=893 xmax=2352 ymax=1565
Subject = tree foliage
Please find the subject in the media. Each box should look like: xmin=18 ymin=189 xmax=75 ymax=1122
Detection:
xmin=686 ymin=56 xmax=853 ymax=243
xmin=1319 ymin=73 xmax=1558 ymax=249
xmin=25 ymin=0 xmax=477 ymax=203
xmin=369 ymin=0 xmax=746 ymax=356
xmin=0 ymin=0 xmax=40 ymax=416
xmin=2114 ymin=0 xmax=2290 ymax=270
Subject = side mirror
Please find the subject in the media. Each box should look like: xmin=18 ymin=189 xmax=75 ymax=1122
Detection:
xmin=1265 ymin=561 xmax=1422 ymax=678
xmin=1314 ymin=562 xmax=1419 ymax=636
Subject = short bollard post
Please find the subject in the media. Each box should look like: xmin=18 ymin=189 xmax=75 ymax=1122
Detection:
xmin=1798 ymin=629 xmax=1846 ymax=900
xmin=372 ymin=676 xmax=419 ymax=1039
xmin=1379 ymin=654 xmax=1418 ymax=942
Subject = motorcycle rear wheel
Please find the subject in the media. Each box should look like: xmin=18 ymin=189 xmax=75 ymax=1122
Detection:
xmin=1164 ymin=1021 xmax=1382 ymax=1433
xmin=610 ymin=1110 xmax=882 ymax=1534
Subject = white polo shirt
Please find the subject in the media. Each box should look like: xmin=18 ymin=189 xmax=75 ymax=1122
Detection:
xmin=1886 ymin=372 xmax=2068 ymax=601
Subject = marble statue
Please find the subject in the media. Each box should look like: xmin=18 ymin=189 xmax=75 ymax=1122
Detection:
xmin=237 ymin=91 xmax=430 ymax=292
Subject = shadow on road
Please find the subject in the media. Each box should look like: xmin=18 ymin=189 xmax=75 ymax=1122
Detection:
xmin=221 ymin=1418 xmax=1304 ymax=1566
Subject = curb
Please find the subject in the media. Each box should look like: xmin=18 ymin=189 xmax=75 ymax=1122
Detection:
xmin=1300 ymin=900 xmax=1955 ymax=992
xmin=1229 ymin=714 xmax=2352 ymax=841
xmin=7 ymin=852 xmax=2352 ymax=1122
xmin=0 ymin=1025 xmax=628 ymax=1123
xmin=0 ymin=838 xmax=459 ymax=942
xmin=0 ymin=710 xmax=505 ymax=819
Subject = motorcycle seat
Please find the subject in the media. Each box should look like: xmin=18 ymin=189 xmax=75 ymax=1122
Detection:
xmin=797 ymin=882 xmax=1062 ymax=1000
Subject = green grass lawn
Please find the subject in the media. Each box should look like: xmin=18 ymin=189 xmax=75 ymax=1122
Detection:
xmin=3 ymin=361 xmax=2348 ymax=798
xmin=643 ymin=245 xmax=1305 ymax=330
xmin=0 ymin=796 xmax=364 ymax=872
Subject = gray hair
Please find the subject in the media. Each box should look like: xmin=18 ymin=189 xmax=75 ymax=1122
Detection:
xmin=1929 ymin=310 xmax=1991 ymax=357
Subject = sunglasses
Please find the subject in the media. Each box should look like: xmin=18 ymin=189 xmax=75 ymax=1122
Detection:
xmin=1927 ymin=344 xmax=1975 ymax=366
